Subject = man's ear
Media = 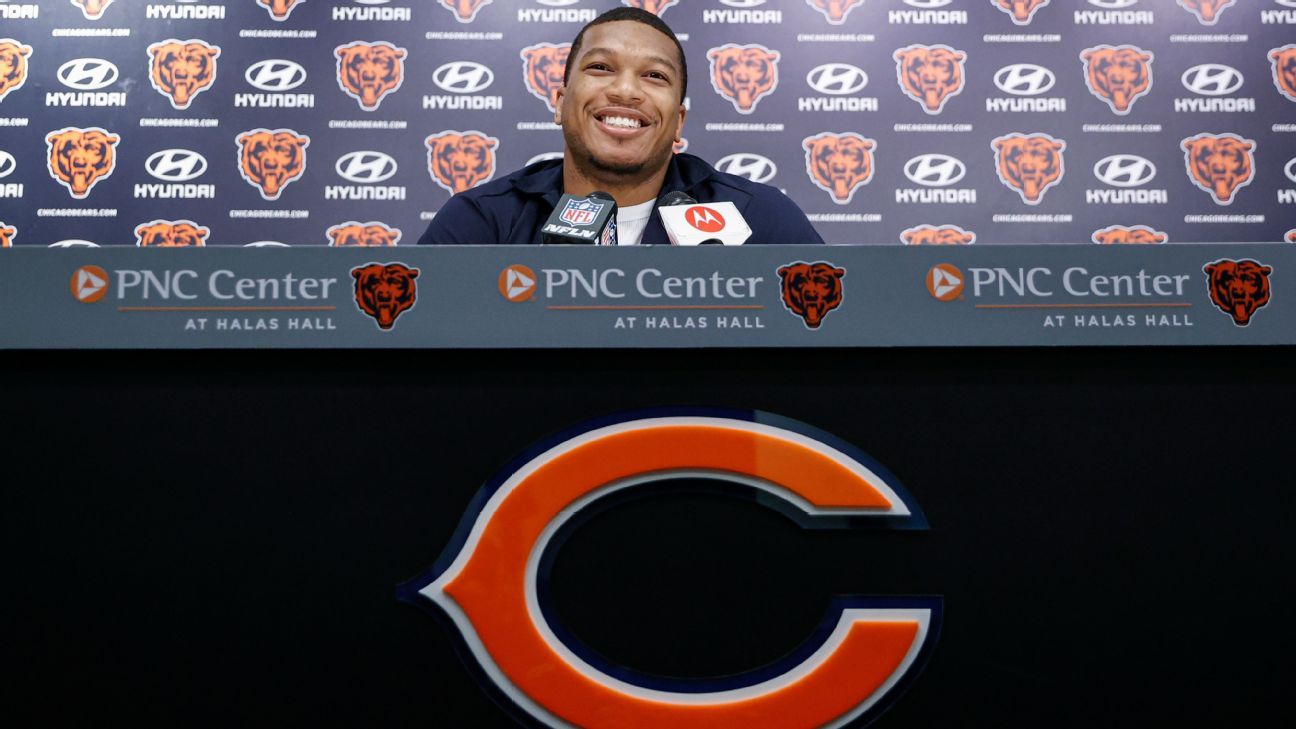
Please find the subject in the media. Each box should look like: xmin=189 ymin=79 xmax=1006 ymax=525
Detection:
xmin=554 ymin=86 xmax=565 ymax=125
xmin=675 ymin=103 xmax=686 ymax=142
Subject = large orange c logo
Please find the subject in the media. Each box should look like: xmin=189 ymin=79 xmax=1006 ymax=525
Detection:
xmin=403 ymin=413 xmax=939 ymax=729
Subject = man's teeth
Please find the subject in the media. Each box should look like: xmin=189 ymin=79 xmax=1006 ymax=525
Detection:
xmin=602 ymin=116 xmax=642 ymax=129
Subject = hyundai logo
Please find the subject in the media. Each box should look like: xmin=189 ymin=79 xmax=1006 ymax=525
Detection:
xmin=57 ymin=59 xmax=119 ymax=91
xmin=537 ymin=0 xmax=582 ymax=6
xmin=715 ymin=153 xmax=778 ymax=183
xmin=336 ymin=151 xmax=398 ymax=184
xmin=1181 ymin=64 xmax=1244 ymax=96
xmin=433 ymin=61 xmax=495 ymax=94
xmin=994 ymin=64 xmax=1055 ymax=96
xmin=1276 ymin=0 xmax=1296 ymax=8
xmin=1087 ymin=0 xmax=1138 ymax=8
xmin=806 ymin=63 xmax=868 ymax=95
xmin=1285 ymin=158 xmax=1296 ymax=184
xmin=245 ymin=241 xmax=291 ymax=247
xmin=49 ymin=240 xmax=100 ymax=248
xmin=525 ymin=152 xmax=565 ymax=166
xmin=904 ymin=0 xmax=952 ymax=7
xmin=904 ymin=154 xmax=966 ymax=187
xmin=1093 ymin=154 xmax=1157 ymax=188
xmin=719 ymin=0 xmax=767 ymax=7
xmin=354 ymin=0 xmax=392 ymax=5
xmin=245 ymin=60 xmax=308 ymax=92
xmin=0 ymin=151 xmax=15 ymax=179
xmin=145 ymin=149 xmax=208 ymax=182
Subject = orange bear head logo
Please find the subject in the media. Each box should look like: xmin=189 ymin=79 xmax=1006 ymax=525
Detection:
xmin=1091 ymin=225 xmax=1168 ymax=245
xmin=71 ymin=0 xmax=114 ymax=20
xmin=135 ymin=220 xmax=209 ymax=247
xmin=1203 ymin=259 xmax=1272 ymax=327
xmin=256 ymin=0 xmax=305 ymax=21
xmin=0 ymin=39 xmax=32 ymax=103
xmin=1081 ymin=45 xmax=1153 ymax=116
xmin=623 ymin=0 xmax=680 ymax=15
xmin=351 ymin=262 xmax=420 ymax=331
xmin=901 ymin=225 xmax=976 ymax=246
xmin=237 ymin=128 xmax=310 ymax=201
xmin=992 ymin=133 xmax=1066 ymax=205
xmin=46 ymin=127 xmax=120 ymax=199
xmin=520 ymin=43 xmax=570 ymax=114
xmin=1181 ymin=133 xmax=1255 ymax=205
xmin=1178 ymin=0 xmax=1235 ymax=25
xmin=777 ymin=261 xmax=846 ymax=329
xmin=335 ymin=41 xmax=406 ymax=112
xmin=707 ymin=44 xmax=780 ymax=114
xmin=992 ymin=0 xmax=1051 ymax=25
xmin=803 ymin=132 xmax=874 ymax=205
xmin=440 ymin=0 xmax=492 ymax=22
xmin=147 ymin=39 xmax=220 ymax=110
xmin=426 ymin=130 xmax=499 ymax=195
xmin=894 ymin=44 xmax=966 ymax=115
xmin=0 ymin=223 xmax=15 ymax=248
xmin=806 ymin=0 xmax=867 ymax=24
xmin=327 ymin=222 xmax=402 ymax=247
xmin=1270 ymin=45 xmax=1296 ymax=103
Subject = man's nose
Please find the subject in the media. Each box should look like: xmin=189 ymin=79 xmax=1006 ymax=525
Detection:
xmin=606 ymin=71 xmax=643 ymax=102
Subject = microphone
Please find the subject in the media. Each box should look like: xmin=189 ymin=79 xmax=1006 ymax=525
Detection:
xmin=657 ymin=195 xmax=751 ymax=246
xmin=541 ymin=191 xmax=618 ymax=245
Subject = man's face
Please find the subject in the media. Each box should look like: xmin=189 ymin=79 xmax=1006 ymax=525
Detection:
xmin=556 ymin=21 xmax=686 ymax=179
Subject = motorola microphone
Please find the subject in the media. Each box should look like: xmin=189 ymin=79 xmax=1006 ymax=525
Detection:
xmin=541 ymin=191 xmax=618 ymax=245
xmin=657 ymin=196 xmax=752 ymax=246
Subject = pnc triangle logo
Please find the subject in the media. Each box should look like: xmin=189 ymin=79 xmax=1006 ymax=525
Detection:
xmin=926 ymin=264 xmax=964 ymax=301
xmin=71 ymin=265 xmax=109 ymax=303
xmin=499 ymin=264 xmax=537 ymax=302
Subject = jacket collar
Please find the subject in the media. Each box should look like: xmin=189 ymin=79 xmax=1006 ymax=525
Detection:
xmin=513 ymin=153 xmax=716 ymax=208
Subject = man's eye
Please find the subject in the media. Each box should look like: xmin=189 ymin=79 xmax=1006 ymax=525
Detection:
xmin=587 ymin=63 xmax=611 ymax=72
xmin=645 ymin=71 xmax=667 ymax=81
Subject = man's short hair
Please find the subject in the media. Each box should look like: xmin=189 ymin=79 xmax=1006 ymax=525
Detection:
xmin=564 ymin=7 xmax=688 ymax=102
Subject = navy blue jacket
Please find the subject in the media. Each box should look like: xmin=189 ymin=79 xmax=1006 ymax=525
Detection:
xmin=416 ymin=153 xmax=824 ymax=245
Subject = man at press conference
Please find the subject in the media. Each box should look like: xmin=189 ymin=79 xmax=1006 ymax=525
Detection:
xmin=417 ymin=7 xmax=824 ymax=247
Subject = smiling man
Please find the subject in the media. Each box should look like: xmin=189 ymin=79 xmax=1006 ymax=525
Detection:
xmin=417 ymin=7 xmax=823 ymax=246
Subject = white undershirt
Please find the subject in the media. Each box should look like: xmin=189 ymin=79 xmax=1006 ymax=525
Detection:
xmin=615 ymin=199 xmax=656 ymax=246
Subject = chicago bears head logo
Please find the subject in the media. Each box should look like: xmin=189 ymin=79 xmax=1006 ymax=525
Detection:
xmin=992 ymin=133 xmax=1066 ymax=205
xmin=440 ymin=0 xmax=492 ymax=22
xmin=1203 ymin=259 xmax=1272 ymax=327
xmin=1091 ymin=225 xmax=1168 ymax=245
xmin=1181 ymin=133 xmax=1255 ymax=205
xmin=147 ymin=40 xmax=220 ymax=110
xmin=426 ymin=130 xmax=498 ymax=195
xmin=901 ymin=225 xmax=976 ymax=245
xmin=803 ymin=132 xmax=874 ymax=205
xmin=992 ymin=0 xmax=1051 ymax=25
xmin=46 ymin=127 xmax=120 ymax=199
xmin=327 ymin=222 xmax=402 ymax=247
xmin=0 ymin=223 xmax=15 ymax=248
xmin=0 ymin=39 xmax=32 ymax=103
xmin=806 ymin=0 xmax=867 ymax=24
xmin=1270 ymin=45 xmax=1296 ymax=103
xmin=71 ymin=0 xmax=114 ymax=20
xmin=708 ymin=44 xmax=780 ymax=114
xmin=335 ymin=41 xmax=406 ymax=111
xmin=237 ymin=128 xmax=310 ymax=201
xmin=351 ymin=262 xmax=420 ymax=331
xmin=623 ymin=0 xmax=680 ymax=15
xmin=135 ymin=220 xmax=209 ymax=247
xmin=778 ymin=261 xmax=846 ymax=329
xmin=520 ymin=43 xmax=570 ymax=114
xmin=1081 ymin=45 xmax=1153 ymax=116
xmin=256 ymin=0 xmax=305 ymax=21
xmin=894 ymin=44 xmax=967 ymax=115
xmin=1178 ymin=0 xmax=1235 ymax=25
